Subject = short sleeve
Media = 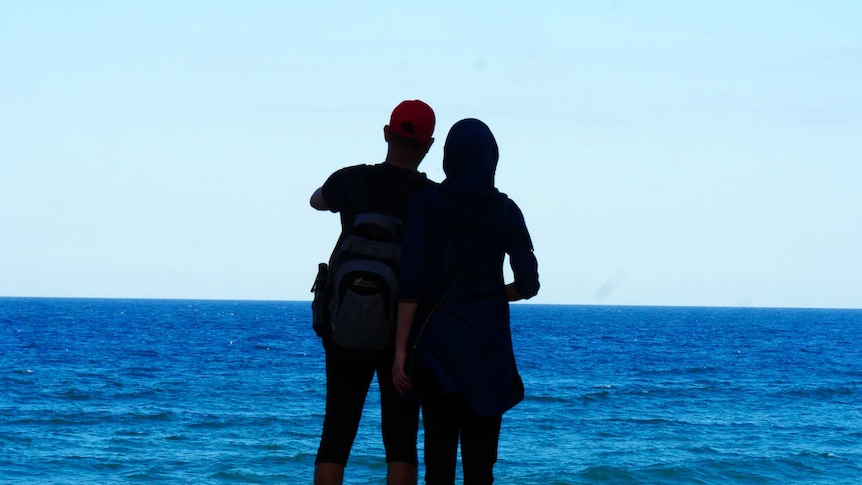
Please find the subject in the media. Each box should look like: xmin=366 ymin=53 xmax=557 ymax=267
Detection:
xmin=320 ymin=165 xmax=369 ymax=213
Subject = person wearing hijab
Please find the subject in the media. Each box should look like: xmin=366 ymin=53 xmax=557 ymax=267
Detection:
xmin=392 ymin=118 xmax=540 ymax=484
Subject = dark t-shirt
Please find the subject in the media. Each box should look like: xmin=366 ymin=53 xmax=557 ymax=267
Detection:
xmin=319 ymin=162 xmax=436 ymax=361
xmin=321 ymin=162 xmax=436 ymax=236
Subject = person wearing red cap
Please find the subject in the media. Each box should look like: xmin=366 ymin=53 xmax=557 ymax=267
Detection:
xmin=309 ymin=100 xmax=437 ymax=485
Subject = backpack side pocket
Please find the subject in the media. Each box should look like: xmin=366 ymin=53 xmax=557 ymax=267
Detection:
xmin=310 ymin=262 xmax=330 ymax=338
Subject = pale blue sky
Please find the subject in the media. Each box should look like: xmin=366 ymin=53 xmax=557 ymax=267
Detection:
xmin=2 ymin=1 xmax=860 ymax=308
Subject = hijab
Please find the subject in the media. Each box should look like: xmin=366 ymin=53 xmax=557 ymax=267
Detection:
xmin=438 ymin=118 xmax=506 ymax=226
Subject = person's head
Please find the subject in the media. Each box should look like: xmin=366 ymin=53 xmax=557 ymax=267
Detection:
xmin=383 ymin=100 xmax=436 ymax=168
xmin=441 ymin=118 xmax=499 ymax=198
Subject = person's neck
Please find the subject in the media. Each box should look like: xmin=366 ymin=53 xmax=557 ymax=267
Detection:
xmin=383 ymin=158 xmax=418 ymax=171
xmin=383 ymin=142 xmax=425 ymax=170
xmin=383 ymin=150 xmax=423 ymax=170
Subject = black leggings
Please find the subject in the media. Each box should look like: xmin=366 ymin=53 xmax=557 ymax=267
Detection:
xmin=315 ymin=343 xmax=420 ymax=466
xmin=418 ymin=371 xmax=503 ymax=485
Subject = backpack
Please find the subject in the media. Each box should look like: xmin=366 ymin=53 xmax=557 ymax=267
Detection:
xmin=311 ymin=167 xmax=422 ymax=350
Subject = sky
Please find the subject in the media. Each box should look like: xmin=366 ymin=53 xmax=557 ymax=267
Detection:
xmin=2 ymin=1 xmax=860 ymax=308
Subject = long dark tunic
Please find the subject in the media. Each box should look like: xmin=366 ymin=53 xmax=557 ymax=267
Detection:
xmin=397 ymin=119 xmax=540 ymax=417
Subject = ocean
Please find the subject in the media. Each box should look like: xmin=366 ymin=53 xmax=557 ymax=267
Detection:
xmin=1 ymin=298 xmax=860 ymax=484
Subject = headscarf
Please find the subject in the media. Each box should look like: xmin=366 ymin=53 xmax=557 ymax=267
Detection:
xmin=438 ymin=118 xmax=504 ymax=225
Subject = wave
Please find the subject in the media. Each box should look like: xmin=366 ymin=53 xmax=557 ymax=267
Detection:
xmin=523 ymin=394 xmax=568 ymax=403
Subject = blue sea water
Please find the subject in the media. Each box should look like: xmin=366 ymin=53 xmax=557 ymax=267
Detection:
xmin=1 ymin=298 xmax=860 ymax=484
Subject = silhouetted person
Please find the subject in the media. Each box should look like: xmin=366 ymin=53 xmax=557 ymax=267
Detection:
xmin=393 ymin=118 xmax=539 ymax=484
xmin=310 ymin=100 xmax=437 ymax=485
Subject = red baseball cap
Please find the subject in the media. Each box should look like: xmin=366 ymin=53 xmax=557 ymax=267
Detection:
xmin=388 ymin=100 xmax=435 ymax=145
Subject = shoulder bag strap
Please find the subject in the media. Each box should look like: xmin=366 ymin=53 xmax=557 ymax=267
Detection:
xmin=410 ymin=198 xmax=509 ymax=351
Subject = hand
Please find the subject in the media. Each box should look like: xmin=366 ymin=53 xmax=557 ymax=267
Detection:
xmin=392 ymin=349 xmax=412 ymax=394
xmin=506 ymin=282 xmax=524 ymax=301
